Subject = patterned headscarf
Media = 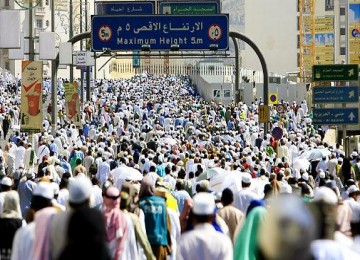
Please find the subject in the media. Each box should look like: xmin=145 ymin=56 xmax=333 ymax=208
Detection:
xmin=103 ymin=186 xmax=128 ymax=259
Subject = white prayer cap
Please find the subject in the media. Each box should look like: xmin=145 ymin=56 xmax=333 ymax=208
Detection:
xmin=26 ymin=171 xmax=35 ymax=179
xmin=313 ymin=187 xmax=338 ymax=205
xmin=176 ymin=161 xmax=184 ymax=167
xmin=68 ymin=176 xmax=92 ymax=204
xmin=347 ymin=185 xmax=359 ymax=195
xmin=33 ymin=182 xmax=54 ymax=200
xmin=242 ymin=172 xmax=252 ymax=184
xmin=192 ymin=192 xmax=215 ymax=215
xmin=302 ymin=172 xmax=309 ymax=181
xmin=1 ymin=177 xmax=12 ymax=187
xmin=319 ymin=169 xmax=326 ymax=179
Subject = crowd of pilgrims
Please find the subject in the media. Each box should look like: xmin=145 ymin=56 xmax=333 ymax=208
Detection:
xmin=0 ymin=70 xmax=360 ymax=260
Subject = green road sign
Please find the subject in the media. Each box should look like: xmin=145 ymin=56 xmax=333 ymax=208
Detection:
xmin=312 ymin=64 xmax=359 ymax=81
xmin=159 ymin=2 xmax=219 ymax=15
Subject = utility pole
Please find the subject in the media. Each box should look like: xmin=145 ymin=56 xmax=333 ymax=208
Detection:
xmin=69 ymin=0 xmax=74 ymax=82
xmin=28 ymin=0 xmax=35 ymax=61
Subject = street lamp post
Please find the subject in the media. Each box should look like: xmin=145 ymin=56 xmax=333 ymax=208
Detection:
xmin=69 ymin=0 xmax=73 ymax=82
xmin=51 ymin=0 xmax=57 ymax=134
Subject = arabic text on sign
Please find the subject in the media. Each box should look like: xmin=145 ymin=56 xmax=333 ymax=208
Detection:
xmin=116 ymin=21 xmax=204 ymax=35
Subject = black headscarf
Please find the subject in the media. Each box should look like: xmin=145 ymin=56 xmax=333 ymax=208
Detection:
xmin=59 ymin=208 xmax=111 ymax=260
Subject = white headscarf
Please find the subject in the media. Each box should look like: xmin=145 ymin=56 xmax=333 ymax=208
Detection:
xmin=1 ymin=190 xmax=22 ymax=219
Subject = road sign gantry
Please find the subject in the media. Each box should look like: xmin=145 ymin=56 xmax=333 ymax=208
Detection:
xmin=91 ymin=15 xmax=229 ymax=52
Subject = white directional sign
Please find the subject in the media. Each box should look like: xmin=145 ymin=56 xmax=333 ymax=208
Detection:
xmin=75 ymin=51 xmax=95 ymax=67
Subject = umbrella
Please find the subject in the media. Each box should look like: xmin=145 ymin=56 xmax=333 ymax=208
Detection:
xmin=111 ymin=166 xmax=143 ymax=182
xmin=196 ymin=167 xmax=227 ymax=182
xmin=209 ymin=170 xmax=242 ymax=193
xmin=160 ymin=137 xmax=177 ymax=146
xmin=292 ymin=158 xmax=310 ymax=171
xmin=111 ymin=166 xmax=143 ymax=191
xmin=222 ymin=171 xmax=243 ymax=193
xmin=301 ymin=148 xmax=331 ymax=160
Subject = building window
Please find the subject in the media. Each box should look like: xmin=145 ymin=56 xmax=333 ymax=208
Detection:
xmin=213 ymin=90 xmax=221 ymax=98
xmin=224 ymin=90 xmax=231 ymax=98
xmin=46 ymin=0 xmax=49 ymax=5
xmin=297 ymin=53 xmax=300 ymax=67
xmin=340 ymin=7 xmax=346 ymax=16
xmin=340 ymin=28 xmax=346 ymax=36
xmin=46 ymin=20 xmax=49 ymax=27
xmin=36 ymin=19 xmax=43 ymax=28
xmin=340 ymin=47 xmax=346 ymax=55
xmin=325 ymin=0 xmax=334 ymax=11
xmin=297 ymin=16 xmax=300 ymax=31
xmin=297 ymin=34 xmax=300 ymax=49
xmin=5 ymin=0 xmax=10 ymax=6
xmin=297 ymin=0 xmax=299 ymax=12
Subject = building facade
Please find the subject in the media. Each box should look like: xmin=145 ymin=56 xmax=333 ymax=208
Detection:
xmin=2 ymin=1 xmax=358 ymax=82
xmin=0 ymin=0 xmax=100 ymax=79
xmin=242 ymin=0 xmax=359 ymax=80
xmin=0 ymin=0 xmax=15 ymax=73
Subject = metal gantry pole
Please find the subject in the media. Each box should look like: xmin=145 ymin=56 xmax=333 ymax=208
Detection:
xmin=231 ymin=36 xmax=240 ymax=104
xmin=51 ymin=0 xmax=57 ymax=135
xmin=229 ymin=31 xmax=269 ymax=135
xmin=80 ymin=0 xmax=84 ymax=105
xmin=85 ymin=0 xmax=91 ymax=102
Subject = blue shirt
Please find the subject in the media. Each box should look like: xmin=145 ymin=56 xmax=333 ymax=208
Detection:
xmin=173 ymin=190 xmax=190 ymax=213
xmin=18 ymin=179 xmax=37 ymax=217
xmin=49 ymin=143 xmax=58 ymax=154
xmin=83 ymin=124 xmax=90 ymax=137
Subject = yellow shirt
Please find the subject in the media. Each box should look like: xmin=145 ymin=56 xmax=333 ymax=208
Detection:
xmin=165 ymin=193 xmax=178 ymax=213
